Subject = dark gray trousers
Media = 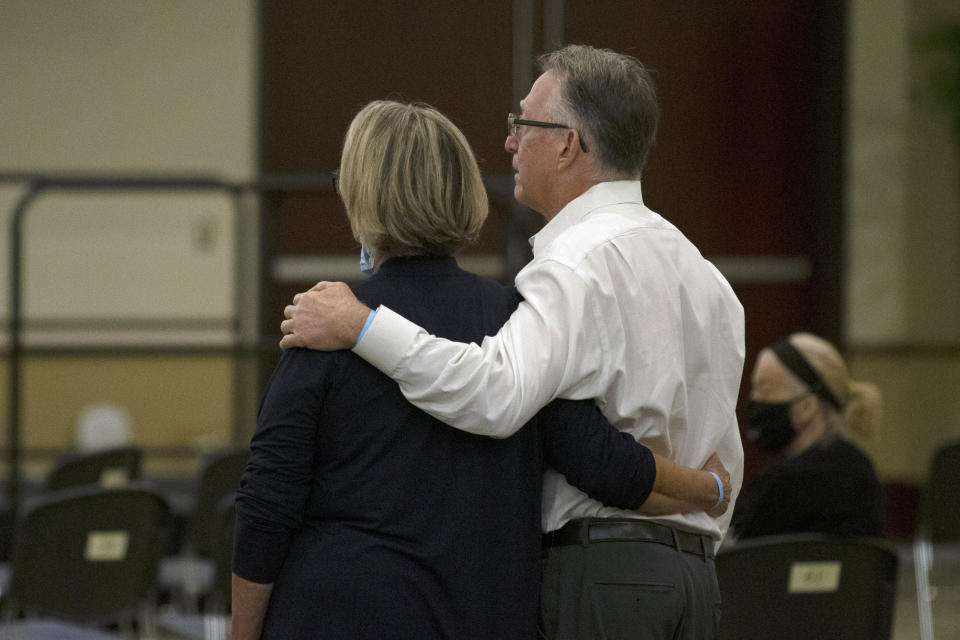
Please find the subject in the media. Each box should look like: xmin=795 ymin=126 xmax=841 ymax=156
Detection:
xmin=540 ymin=531 xmax=721 ymax=639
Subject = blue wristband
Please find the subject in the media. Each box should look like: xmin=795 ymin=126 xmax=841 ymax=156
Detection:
xmin=357 ymin=309 xmax=377 ymax=344
xmin=709 ymin=471 xmax=724 ymax=508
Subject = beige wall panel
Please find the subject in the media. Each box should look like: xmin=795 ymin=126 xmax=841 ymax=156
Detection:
xmin=845 ymin=0 xmax=911 ymax=343
xmin=906 ymin=2 xmax=960 ymax=342
xmin=20 ymin=193 xmax=235 ymax=328
xmin=850 ymin=352 xmax=960 ymax=482
xmin=10 ymin=355 xmax=233 ymax=450
xmin=0 ymin=0 xmax=255 ymax=176
xmin=0 ymin=0 xmax=256 ymax=331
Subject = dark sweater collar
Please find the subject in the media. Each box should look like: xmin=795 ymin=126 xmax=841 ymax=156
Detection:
xmin=375 ymin=255 xmax=463 ymax=277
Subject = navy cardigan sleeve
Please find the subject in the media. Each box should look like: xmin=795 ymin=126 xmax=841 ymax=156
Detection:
xmin=538 ymin=398 xmax=656 ymax=510
xmin=233 ymin=347 xmax=331 ymax=583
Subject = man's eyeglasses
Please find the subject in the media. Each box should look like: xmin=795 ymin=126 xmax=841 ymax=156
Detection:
xmin=507 ymin=113 xmax=588 ymax=152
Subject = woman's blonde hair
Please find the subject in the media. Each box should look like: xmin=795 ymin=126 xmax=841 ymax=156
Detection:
xmin=787 ymin=332 xmax=882 ymax=439
xmin=338 ymin=100 xmax=488 ymax=257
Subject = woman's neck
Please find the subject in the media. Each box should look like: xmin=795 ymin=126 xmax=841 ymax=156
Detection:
xmin=786 ymin=416 xmax=828 ymax=457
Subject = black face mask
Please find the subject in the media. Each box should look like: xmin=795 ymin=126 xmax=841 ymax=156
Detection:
xmin=747 ymin=400 xmax=797 ymax=452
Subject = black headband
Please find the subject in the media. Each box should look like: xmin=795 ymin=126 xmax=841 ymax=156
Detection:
xmin=770 ymin=339 xmax=842 ymax=410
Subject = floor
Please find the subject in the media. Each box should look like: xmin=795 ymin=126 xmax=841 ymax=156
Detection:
xmin=2 ymin=543 xmax=956 ymax=639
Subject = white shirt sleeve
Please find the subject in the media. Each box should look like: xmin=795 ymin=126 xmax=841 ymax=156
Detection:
xmin=352 ymin=259 xmax=604 ymax=438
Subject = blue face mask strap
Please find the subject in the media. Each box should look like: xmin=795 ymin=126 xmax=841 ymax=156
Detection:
xmin=770 ymin=340 xmax=842 ymax=410
xmin=360 ymin=245 xmax=375 ymax=276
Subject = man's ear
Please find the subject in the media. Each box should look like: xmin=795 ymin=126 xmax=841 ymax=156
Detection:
xmin=556 ymin=129 xmax=580 ymax=169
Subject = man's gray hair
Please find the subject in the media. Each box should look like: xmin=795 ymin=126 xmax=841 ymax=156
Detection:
xmin=539 ymin=44 xmax=659 ymax=179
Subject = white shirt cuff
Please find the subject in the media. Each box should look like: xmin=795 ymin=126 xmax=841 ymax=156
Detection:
xmin=352 ymin=305 xmax=422 ymax=375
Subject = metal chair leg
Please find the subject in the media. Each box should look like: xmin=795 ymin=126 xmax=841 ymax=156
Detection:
xmin=914 ymin=536 xmax=935 ymax=640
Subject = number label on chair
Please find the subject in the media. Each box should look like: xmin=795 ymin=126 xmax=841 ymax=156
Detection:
xmin=788 ymin=561 xmax=842 ymax=593
xmin=84 ymin=530 xmax=130 ymax=562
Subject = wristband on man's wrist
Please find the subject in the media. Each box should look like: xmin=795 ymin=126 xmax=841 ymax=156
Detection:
xmin=709 ymin=471 xmax=724 ymax=508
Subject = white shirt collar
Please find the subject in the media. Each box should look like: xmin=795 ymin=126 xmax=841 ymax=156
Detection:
xmin=530 ymin=180 xmax=645 ymax=255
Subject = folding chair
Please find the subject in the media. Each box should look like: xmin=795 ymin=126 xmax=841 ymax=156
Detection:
xmin=716 ymin=533 xmax=898 ymax=640
xmin=1 ymin=484 xmax=172 ymax=638
xmin=914 ymin=439 xmax=960 ymax=640
xmin=43 ymin=446 xmax=142 ymax=493
xmin=157 ymin=447 xmax=246 ymax=612
xmin=156 ymin=495 xmax=236 ymax=640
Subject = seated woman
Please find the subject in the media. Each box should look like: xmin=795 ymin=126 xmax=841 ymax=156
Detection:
xmin=231 ymin=100 xmax=727 ymax=640
xmin=733 ymin=332 xmax=884 ymax=539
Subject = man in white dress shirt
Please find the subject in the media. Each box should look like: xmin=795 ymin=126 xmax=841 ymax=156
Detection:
xmin=280 ymin=45 xmax=745 ymax=639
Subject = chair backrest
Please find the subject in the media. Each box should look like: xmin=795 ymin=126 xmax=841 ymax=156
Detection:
xmin=715 ymin=534 xmax=898 ymax=640
xmin=7 ymin=483 xmax=172 ymax=625
xmin=187 ymin=447 xmax=247 ymax=558
xmin=43 ymin=446 xmax=142 ymax=493
xmin=921 ymin=439 xmax=960 ymax=541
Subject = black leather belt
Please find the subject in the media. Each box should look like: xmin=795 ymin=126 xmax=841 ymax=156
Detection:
xmin=543 ymin=518 xmax=715 ymax=559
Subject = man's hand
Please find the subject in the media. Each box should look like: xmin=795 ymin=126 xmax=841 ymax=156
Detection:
xmin=644 ymin=451 xmax=732 ymax=517
xmin=278 ymin=281 xmax=371 ymax=350
xmin=701 ymin=452 xmax=731 ymax=518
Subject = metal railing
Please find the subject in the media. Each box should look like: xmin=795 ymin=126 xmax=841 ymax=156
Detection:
xmin=2 ymin=171 xmax=338 ymax=519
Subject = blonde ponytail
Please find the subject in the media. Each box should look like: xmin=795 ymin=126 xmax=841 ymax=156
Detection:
xmin=844 ymin=379 xmax=882 ymax=439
